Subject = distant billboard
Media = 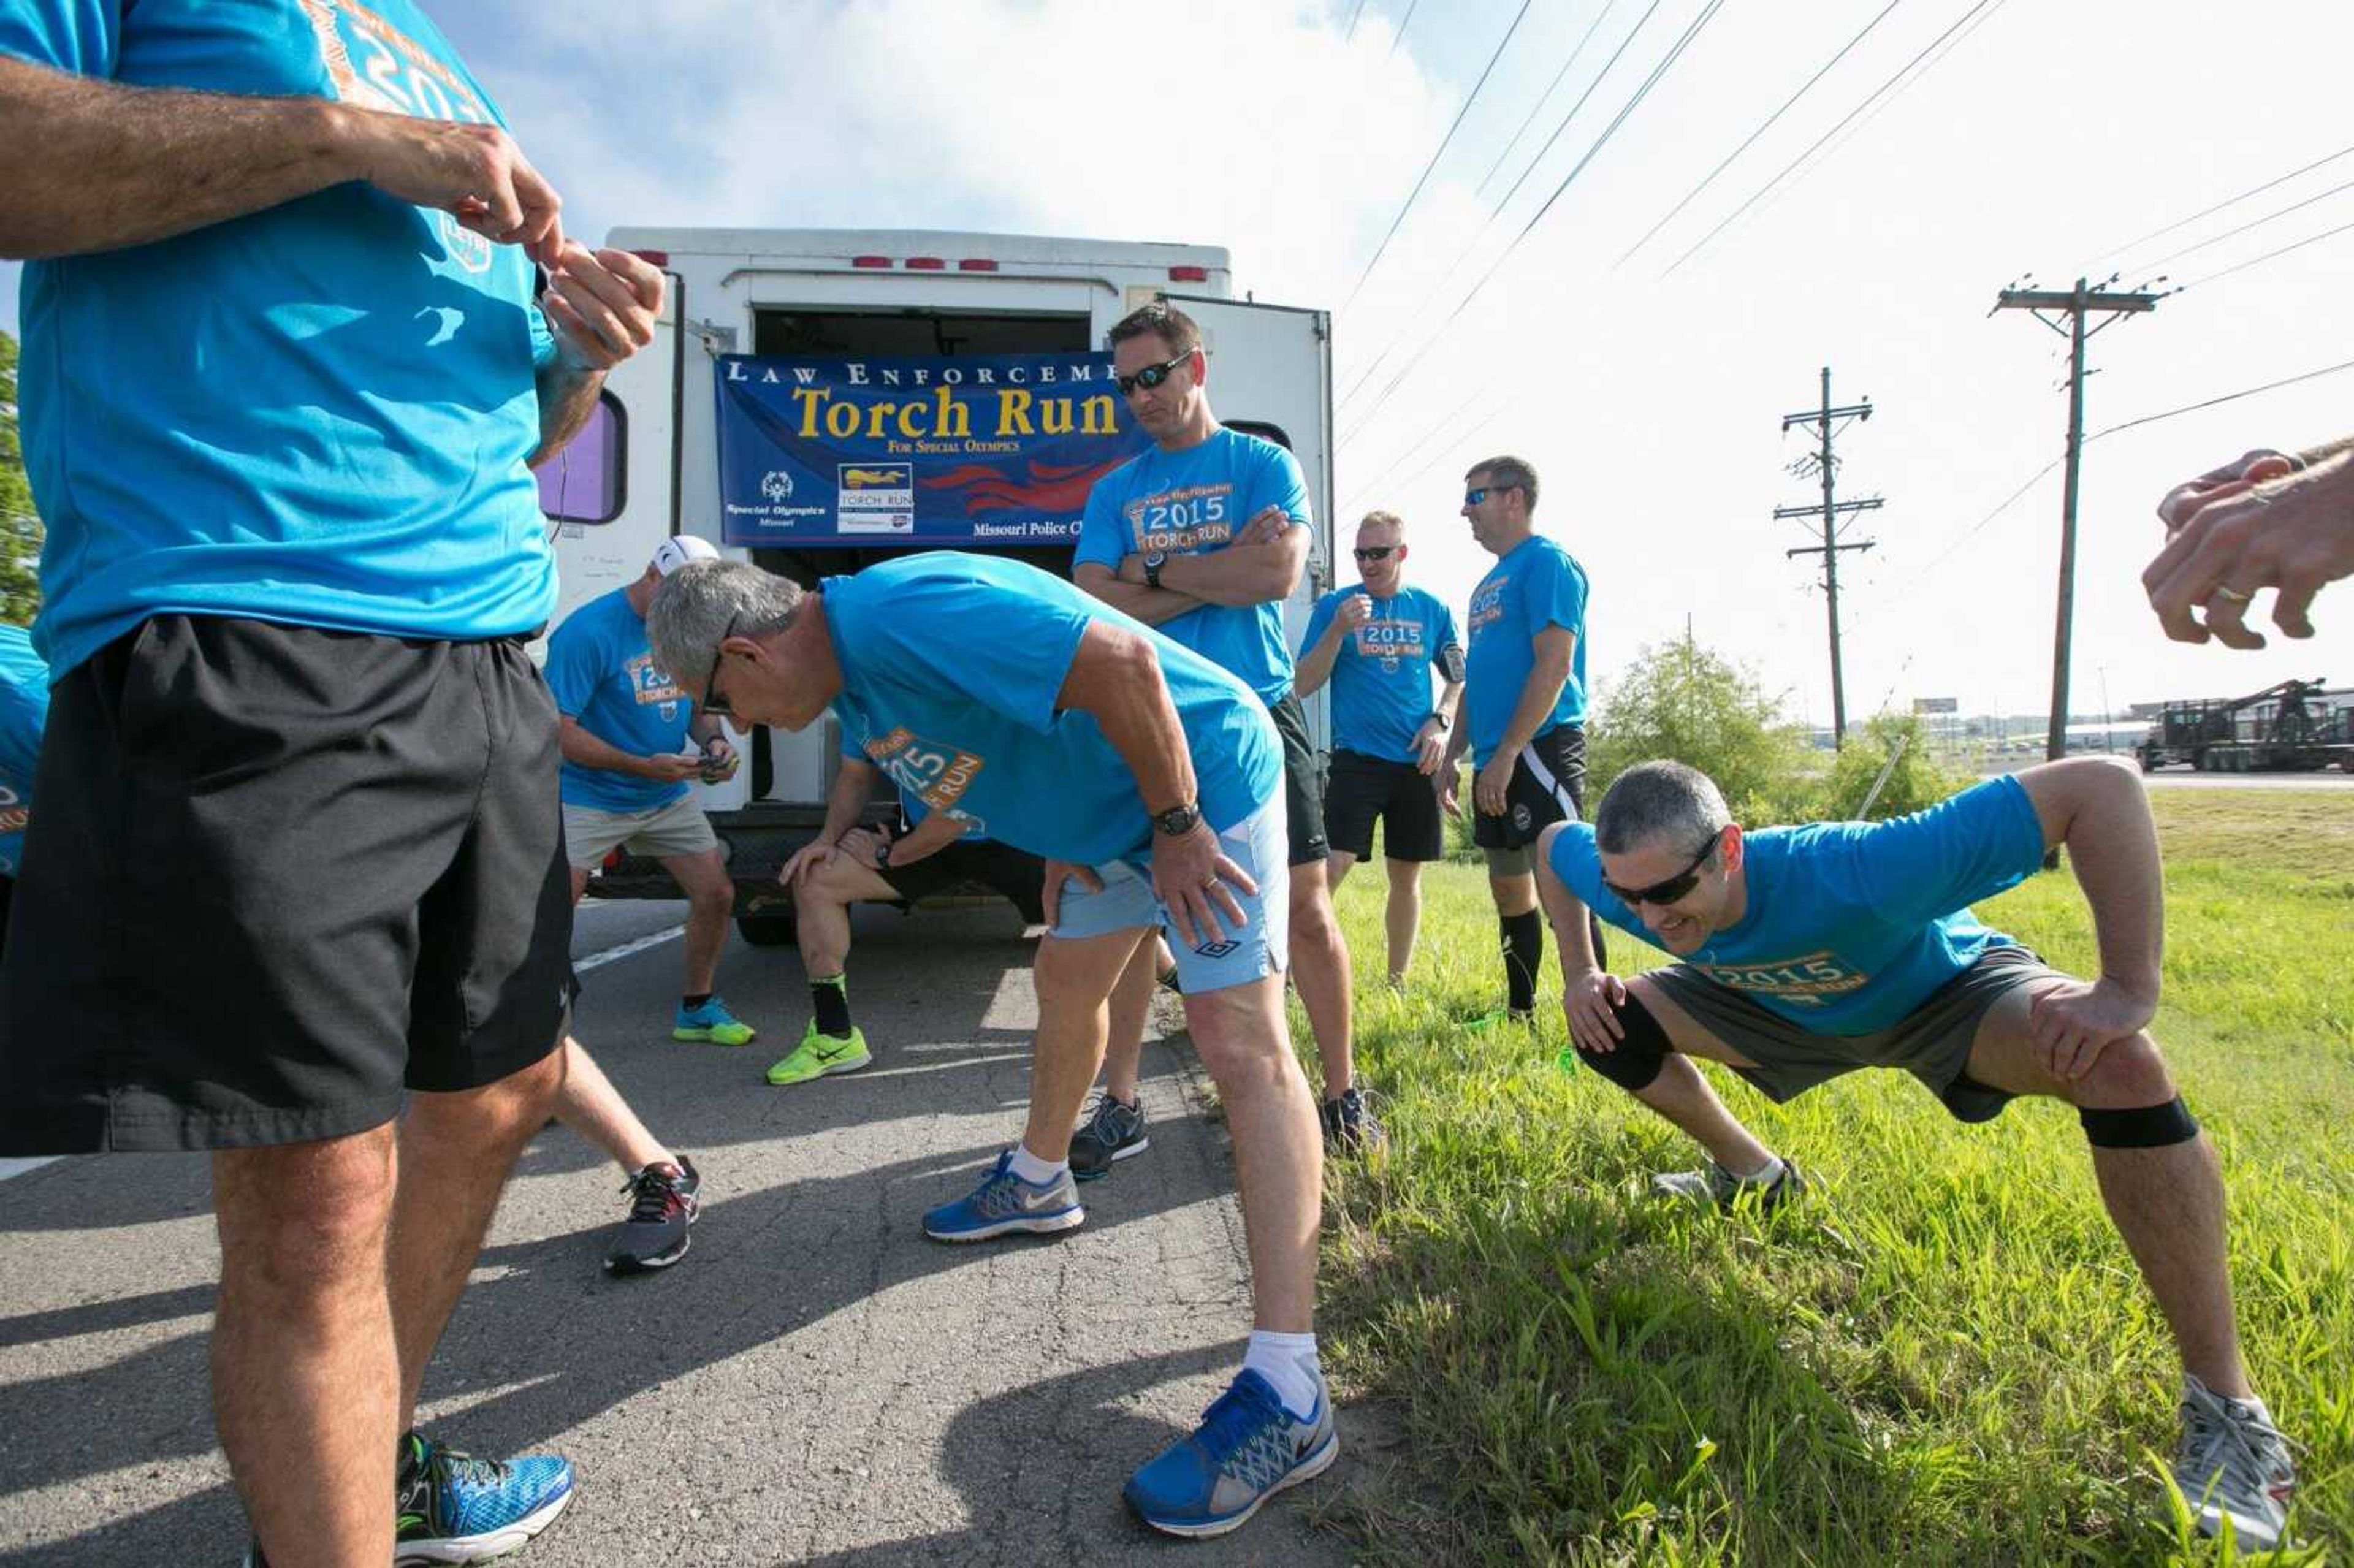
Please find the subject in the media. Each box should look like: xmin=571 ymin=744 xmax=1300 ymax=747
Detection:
xmin=1912 ymin=697 xmax=1959 ymax=714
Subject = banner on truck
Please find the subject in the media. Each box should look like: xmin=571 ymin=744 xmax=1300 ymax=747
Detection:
xmin=715 ymin=353 xmax=1152 ymax=547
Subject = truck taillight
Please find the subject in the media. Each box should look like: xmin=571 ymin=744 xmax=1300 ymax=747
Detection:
xmin=851 ymin=256 xmax=892 ymax=269
xmin=1168 ymin=265 xmax=1209 ymax=282
xmin=905 ymin=256 xmax=946 ymax=270
xmin=958 ymin=258 xmax=999 ymax=272
xmin=629 ymin=249 xmax=669 ymax=268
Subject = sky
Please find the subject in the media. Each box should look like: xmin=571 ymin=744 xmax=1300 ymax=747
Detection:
xmin=9 ymin=0 xmax=2354 ymax=726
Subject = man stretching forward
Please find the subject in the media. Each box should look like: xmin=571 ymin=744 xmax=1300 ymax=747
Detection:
xmin=651 ymin=552 xmax=1336 ymax=1539
xmin=1536 ymin=756 xmax=2298 ymax=1548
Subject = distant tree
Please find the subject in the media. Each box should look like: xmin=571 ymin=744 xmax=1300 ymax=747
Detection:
xmin=1 ymin=330 xmax=39 ymax=627
xmin=1803 ymin=710 xmax=1973 ymax=822
xmin=1588 ymin=636 xmax=1819 ymax=824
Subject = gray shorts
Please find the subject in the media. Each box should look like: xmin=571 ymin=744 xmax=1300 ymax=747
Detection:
xmin=563 ymin=793 xmax=720 ymax=868
xmin=1643 ymin=945 xmax=2059 ymax=1122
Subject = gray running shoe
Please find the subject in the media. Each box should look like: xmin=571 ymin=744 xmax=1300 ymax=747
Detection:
xmin=605 ymin=1157 xmax=701 ymax=1274
xmin=1650 ymin=1158 xmax=1807 ymax=1212
xmin=2174 ymin=1374 xmax=2296 ymax=1549
xmin=1070 ymin=1091 xmax=1149 ymax=1182
xmin=1322 ymin=1085 xmax=1385 ymax=1153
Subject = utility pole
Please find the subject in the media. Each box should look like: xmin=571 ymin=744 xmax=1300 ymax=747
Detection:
xmin=1777 ymin=367 xmax=1881 ymax=745
xmin=1992 ymin=276 xmax=2159 ymax=765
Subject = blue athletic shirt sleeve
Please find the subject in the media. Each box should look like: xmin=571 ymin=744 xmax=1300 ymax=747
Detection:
xmin=0 ymin=1 xmax=119 ymax=72
xmin=528 ymin=299 xmax=558 ymax=371
xmin=541 ymin=611 xmax=601 ymax=717
xmin=1523 ymin=543 xmax=1588 ymax=634
xmin=1299 ymin=590 xmax=1339 ymax=653
xmin=1434 ymin=598 xmax=1463 ymax=662
xmin=1073 ymin=464 xmax=1133 ymax=575
xmin=1249 ymin=440 xmax=1312 ymax=530
xmin=835 ymin=566 xmax=1092 ymax=736
xmin=1544 ymin=821 xmax=1650 ymax=943
xmin=1832 ymin=775 xmax=2047 ymax=925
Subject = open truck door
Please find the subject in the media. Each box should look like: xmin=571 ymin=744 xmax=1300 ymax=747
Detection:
xmin=1163 ymin=294 xmax=1336 ymax=750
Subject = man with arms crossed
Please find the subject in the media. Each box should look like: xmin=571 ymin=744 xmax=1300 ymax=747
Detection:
xmin=1447 ymin=455 xmax=1603 ymax=1026
xmin=1294 ymin=509 xmax=1463 ymax=986
xmin=1535 ymin=757 xmax=2298 ymax=1548
xmin=0 ymin=7 xmax=661 ymax=1562
xmin=652 ymin=552 xmax=1337 ymax=1539
xmin=768 ymin=737 xmax=1048 ymax=1086
xmin=1071 ymin=302 xmax=1375 ymax=1161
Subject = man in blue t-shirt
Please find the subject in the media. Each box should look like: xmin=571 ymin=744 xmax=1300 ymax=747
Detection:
xmin=1446 ymin=454 xmax=1602 ymax=1028
xmin=650 ymin=552 xmax=1340 ymax=1540
xmin=1295 ymin=509 xmax=1463 ymax=985
xmin=1534 ymin=757 xmax=2297 ymax=1549
xmin=0 ymin=625 xmax=48 ymax=956
xmin=0 ymin=9 xmax=666 ymax=1559
xmin=1070 ymin=302 xmax=1371 ymax=1160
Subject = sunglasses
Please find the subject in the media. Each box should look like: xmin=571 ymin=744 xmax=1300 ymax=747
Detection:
xmin=1352 ymin=546 xmax=1398 ymax=562
xmin=1113 ymin=349 xmax=1194 ymax=398
xmin=1601 ymin=831 xmax=1723 ymax=908
xmin=701 ymin=611 xmax=741 ymax=717
xmin=1463 ymin=483 xmax=1520 ymax=506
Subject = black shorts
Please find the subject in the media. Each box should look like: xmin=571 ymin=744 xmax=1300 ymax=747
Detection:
xmin=0 ymin=873 xmax=12 ymax=959
xmin=0 ymin=617 xmax=574 ymax=1154
xmin=881 ymin=836 xmax=1048 ymax=926
xmin=1472 ymin=723 xmax=1590 ymax=851
xmin=1324 ymin=749 xmax=1446 ymax=862
xmin=1268 ymin=689 xmax=1328 ymax=866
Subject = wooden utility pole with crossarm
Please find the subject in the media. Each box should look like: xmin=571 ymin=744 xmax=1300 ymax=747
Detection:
xmin=1778 ymin=366 xmax=1881 ymax=746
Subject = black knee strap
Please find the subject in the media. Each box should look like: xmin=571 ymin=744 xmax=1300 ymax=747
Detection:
xmin=1575 ymin=986 xmax=1669 ymax=1093
xmin=2079 ymin=1097 xmax=2200 ymax=1149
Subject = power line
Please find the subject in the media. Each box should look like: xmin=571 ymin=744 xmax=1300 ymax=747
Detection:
xmin=2173 ymin=216 xmax=2354 ymax=294
xmin=1337 ymin=386 xmax=1496 ymax=516
xmin=1343 ymin=0 xmax=1370 ymax=44
xmin=2084 ymin=142 xmax=2354 ymax=268
xmin=1474 ymin=0 xmax=1622 ymax=199
xmin=2126 ymin=175 xmax=2354 ymax=275
xmin=1339 ymin=0 xmax=1539 ymax=316
xmin=1617 ymin=0 xmax=1906 ymax=267
xmin=1388 ymin=0 xmax=1422 ymax=58
xmin=2089 ymin=354 xmax=2354 ymax=441
xmin=1337 ymin=0 xmax=1671 ymax=417
xmin=1662 ymin=0 xmax=1998 ymax=278
xmin=1344 ymin=0 xmax=1730 ymax=444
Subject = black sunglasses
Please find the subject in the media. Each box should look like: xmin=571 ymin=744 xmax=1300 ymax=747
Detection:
xmin=701 ymin=611 xmax=741 ymax=717
xmin=1113 ymin=349 xmax=1194 ymax=397
xmin=1463 ymin=483 xmax=1520 ymax=506
xmin=1601 ymin=830 xmax=1723 ymax=908
xmin=1352 ymin=546 xmax=1398 ymax=561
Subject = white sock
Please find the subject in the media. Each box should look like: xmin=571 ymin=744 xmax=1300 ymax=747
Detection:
xmin=1007 ymin=1144 xmax=1066 ymax=1186
xmin=1241 ymin=1330 xmax=1323 ymax=1417
xmin=1735 ymin=1154 xmax=1785 ymax=1184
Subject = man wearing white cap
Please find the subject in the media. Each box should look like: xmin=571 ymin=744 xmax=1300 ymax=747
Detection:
xmin=548 ymin=533 xmax=750 ymax=1045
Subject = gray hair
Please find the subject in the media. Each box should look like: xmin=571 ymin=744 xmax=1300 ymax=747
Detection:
xmin=646 ymin=558 xmax=804 ymax=690
xmin=1466 ymin=454 xmax=1539 ymax=511
xmin=1594 ymin=761 xmax=1731 ymax=858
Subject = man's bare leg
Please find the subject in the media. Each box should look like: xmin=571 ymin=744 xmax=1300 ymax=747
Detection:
xmin=1383 ymin=857 xmax=1423 ymax=983
xmin=1099 ymin=934 xmax=1159 ymax=1105
xmin=1181 ymin=973 xmax=1322 ymax=1331
xmin=1325 ymin=850 xmax=1358 ymax=890
xmin=661 ymin=847 xmax=735 ymax=997
xmin=1023 ymin=927 xmax=1154 ymax=1163
xmin=388 ymin=1047 xmax=567 ymax=1433
xmin=213 ymin=1125 xmax=400 ymax=1568
xmin=1962 ymin=984 xmax=2250 ymax=1396
xmin=1288 ymin=862 xmax=1355 ymax=1097
xmin=1612 ymin=976 xmax=1780 ymax=1176
xmin=549 ymin=1037 xmax=669 ymax=1173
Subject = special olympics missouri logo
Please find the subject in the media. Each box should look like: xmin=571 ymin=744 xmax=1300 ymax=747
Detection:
xmin=761 ymin=471 xmax=796 ymax=503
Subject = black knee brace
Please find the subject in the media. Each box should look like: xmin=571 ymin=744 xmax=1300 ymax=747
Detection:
xmin=1575 ymin=987 xmax=1670 ymax=1093
xmin=2079 ymin=1097 xmax=2200 ymax=1149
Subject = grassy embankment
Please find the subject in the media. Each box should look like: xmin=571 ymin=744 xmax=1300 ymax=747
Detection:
xmin=1305 ymin=786 xmax=2352 ymax=1565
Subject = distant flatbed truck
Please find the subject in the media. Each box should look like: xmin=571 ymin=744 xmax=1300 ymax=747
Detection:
xmin=2136 ymin=677 xmax=2354 ymax=773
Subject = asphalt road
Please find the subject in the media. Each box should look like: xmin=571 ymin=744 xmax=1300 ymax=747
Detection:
xmin=0 ymin=897 xmax=1365 ymax=1567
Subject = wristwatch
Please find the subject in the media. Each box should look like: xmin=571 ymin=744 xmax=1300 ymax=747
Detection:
xmin=1151 ymin=801 xmax=1201 ymax=837
xmin=1143 ymin=550 xmax=1168 ymax=590
xmin=1427 ymin=710 xmax=1452 ymax=731
xmin=872 ymin=832 xmax=894 ymax=870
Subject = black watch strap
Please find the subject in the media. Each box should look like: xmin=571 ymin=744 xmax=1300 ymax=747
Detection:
xmin=1151 ymin=801 xmax=1201 ymax=837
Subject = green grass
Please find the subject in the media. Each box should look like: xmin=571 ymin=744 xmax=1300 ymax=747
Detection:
xmin=1301 ymin=789 xmax=2354 ymax=1565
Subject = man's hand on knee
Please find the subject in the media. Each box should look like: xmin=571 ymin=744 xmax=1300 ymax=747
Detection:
xmin=2026 ymin=976 xmax=2157 ymax=1083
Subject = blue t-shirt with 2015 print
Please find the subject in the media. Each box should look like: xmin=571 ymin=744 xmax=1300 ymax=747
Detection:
xmin=824 ymin=554 xmax=1281 ymax=867
xmin=0 ymin=627 xmax=49 ymax=878
xmin=1 ymin=0 xmax=559 ymax=680
xmin=1546 ymin=775 xmax=2048 ymax=1035
xmin=1075 ymin=427 xmax=1310 ymax=702
xmin=1300 ymin=585 xmax=1460 ymax=764
xmin=1463 ymin=535 xmax=1590 ymax=765
xmin=545 ymin=590 xmax=693 ymax=815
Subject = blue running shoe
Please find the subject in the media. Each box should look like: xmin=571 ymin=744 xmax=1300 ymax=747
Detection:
xmin=394 ymin=1432 xmax=574 ymax=1564
xmin=672 ymin=997 xmax=756 ymax=1046
xmin=1125 ymin=1369 xmax=1339 ymax=1539
xmin=921 ymin=1151 xmax=1084 ymax=1242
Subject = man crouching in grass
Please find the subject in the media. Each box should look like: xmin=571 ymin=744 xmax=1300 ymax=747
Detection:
xmin=1532 ymin=756 xmax=2299 ymax=1549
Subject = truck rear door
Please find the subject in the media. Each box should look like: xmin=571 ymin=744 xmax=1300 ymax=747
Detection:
xmin=1162 ymin=295 xmax=1335 ymax=750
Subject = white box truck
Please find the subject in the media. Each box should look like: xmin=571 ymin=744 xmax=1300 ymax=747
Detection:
xmin=536 ymin=228 xmax=1335 ymax=946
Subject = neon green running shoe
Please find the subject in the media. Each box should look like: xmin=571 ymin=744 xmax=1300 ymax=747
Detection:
xmin=673 ymin=996 xmax=756 ymax=1046
xmin=766 ymin=1020 xmax=872 ymax=1085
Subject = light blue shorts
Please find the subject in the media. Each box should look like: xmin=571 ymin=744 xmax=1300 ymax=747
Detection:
xmin=1049 ymin=797 xmax=1290 ymax=995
